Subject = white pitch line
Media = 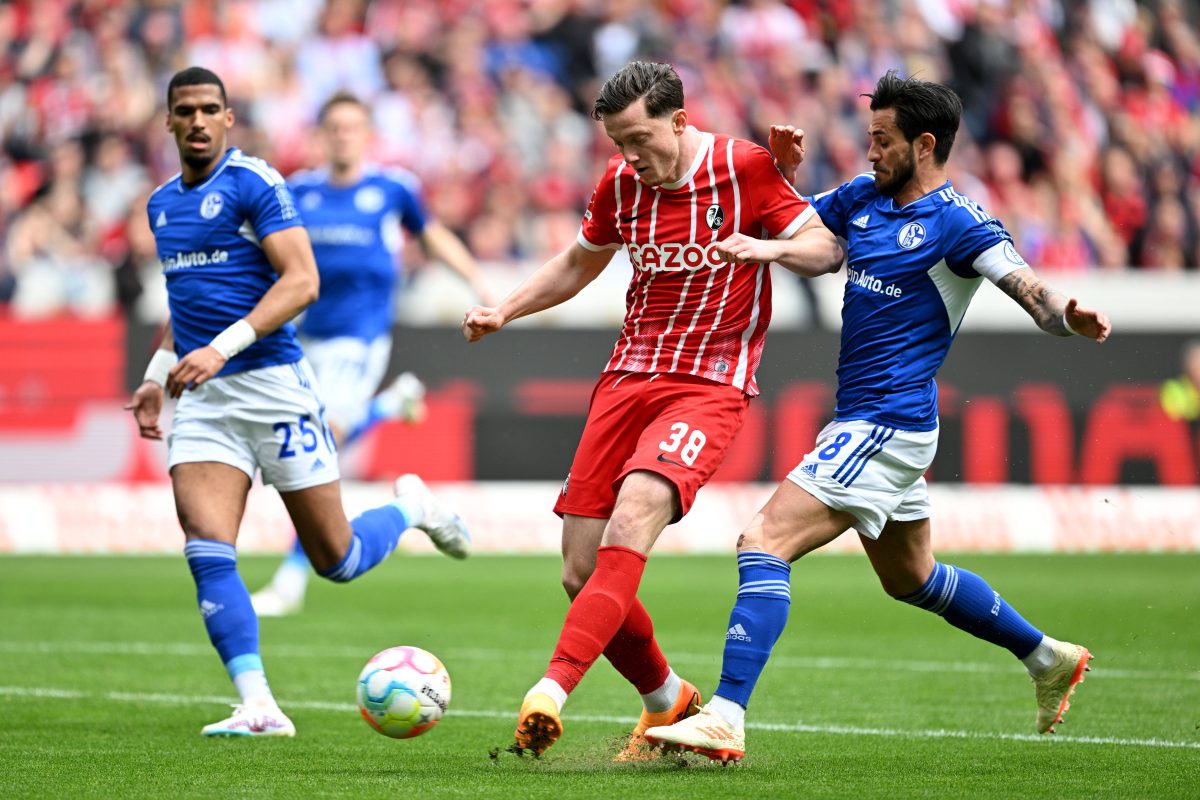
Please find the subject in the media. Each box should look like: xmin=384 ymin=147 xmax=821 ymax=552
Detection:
xmin=0 ymin=685 xmax=1197 ymax=751
xmin=0 ymin=640 xmax=1196 ymax=683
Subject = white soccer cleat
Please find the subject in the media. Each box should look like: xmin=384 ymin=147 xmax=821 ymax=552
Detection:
xmin=1034 ymin=640 xmax=1093 ymax=733
xmin=394 ymin=474 xmax=471 ymax=559
xmin=643 ymin=704 xmax=745 ymax=764
xmin=201 ymin=702 xmax=296 ymax=738
xmin=376 ymin=372 xmax=427 ymax=425
xmin=249 ymin=585 xmax=303 ymax=618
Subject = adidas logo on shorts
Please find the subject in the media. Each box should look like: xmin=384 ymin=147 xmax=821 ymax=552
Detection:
xmin=800 ymin=462 xmax=818 ymax=478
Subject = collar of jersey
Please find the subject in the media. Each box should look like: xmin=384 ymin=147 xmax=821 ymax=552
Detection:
xmin=652 ymin=128 xmax=713 ymax=192
xmin=886 ymin=179 xmax=952 ymax=211
xmin=177 ymin=147 xmax=238 ymax=193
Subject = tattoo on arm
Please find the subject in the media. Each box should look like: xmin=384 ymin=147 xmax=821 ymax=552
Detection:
xmin=996 ymin=268 xmax=1070 ymax=336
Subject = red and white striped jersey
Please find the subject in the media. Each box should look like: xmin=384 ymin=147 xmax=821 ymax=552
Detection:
xmin=578 ymin=130 xmax=813 ymax=396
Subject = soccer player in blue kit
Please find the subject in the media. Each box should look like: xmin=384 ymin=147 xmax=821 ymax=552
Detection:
xmin=125 ymin=67 xmax=471 ymax=737
xmin=250 ymin=91 xmax=488 ymax=617
xmin=645 ymin=71 xmax=1112 ymax=762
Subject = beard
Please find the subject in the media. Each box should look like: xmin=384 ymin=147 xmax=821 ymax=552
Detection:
xmin=874 ymin=148 xmax=916 ymax=197
xmin=182 ymin=150 xmax=217 ymax=170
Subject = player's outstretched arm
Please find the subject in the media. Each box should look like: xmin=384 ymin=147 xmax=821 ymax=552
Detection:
xmin=126 ymin=322 xmax=175 ymax=439
xmin=715 ymin=216 xmax=843 ymax=277
xmin=995 ymin=267 xmax=1112 ymax=342
xmin=768 ymin=125 xmax=805 ymax=184
xmin=420 ymin=221 xmax=498 ymax=306
xmin=462 ymin=241 xmax=613 ymax=342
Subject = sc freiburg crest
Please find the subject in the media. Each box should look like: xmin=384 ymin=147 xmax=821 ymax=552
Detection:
xmin=705 ymin=204 xmax=725 ymax=231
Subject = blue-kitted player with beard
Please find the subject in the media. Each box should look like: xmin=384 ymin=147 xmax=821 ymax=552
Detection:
xmin=126 ymin=67 xmax=470 ymax=738
xmin=645 ymin=70 xmax=1112 ymax=762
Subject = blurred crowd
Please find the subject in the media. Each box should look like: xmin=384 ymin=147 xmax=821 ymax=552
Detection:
xmin=0 ymin=0 xmax=1198 ymax=320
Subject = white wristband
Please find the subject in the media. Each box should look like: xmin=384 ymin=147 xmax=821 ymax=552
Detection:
xmin=1062 ymin=312 xmax=1078 ymax=336
xmin=209 ymin=319 xmax=257 ymax=360
xmin=143 ymin=349 xmax=178 ymax=387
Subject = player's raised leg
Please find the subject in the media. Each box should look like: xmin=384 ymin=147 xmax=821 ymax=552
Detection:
xmin=864 ymin=518 xmax=1092 ymax=733
xmin=645 ymin=483 xmax=853 ymax=761
xmin=173 ymin=462 xmax=295 ymax=737
xmin=281 ymin=475 xmax=469 ymax=585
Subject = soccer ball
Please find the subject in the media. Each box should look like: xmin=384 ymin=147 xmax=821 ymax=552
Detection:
xmin=356 ymin=646 xmax=451 ymax=739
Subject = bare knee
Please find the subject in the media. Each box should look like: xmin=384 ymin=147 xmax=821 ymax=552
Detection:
xmin=734 ymin=512 xmax=806 ymax=562
xmin=561 ymin=561 xmax=591 ymax=599
xmin=735 ymin=513 xmax=769 ymax=554
xmin=602 ymin=473 xmax=676 ymax=552
xmin=178 ymin=515 xmax=235 ymax=546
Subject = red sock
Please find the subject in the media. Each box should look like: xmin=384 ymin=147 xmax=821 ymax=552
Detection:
xmin=545 ymin=545 xmax=646 ymax=694
xmin=603 ymin=597 xmax=670 ymax=695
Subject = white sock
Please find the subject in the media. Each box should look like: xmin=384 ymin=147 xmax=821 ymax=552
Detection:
xmin=393 ymin=496 xmax=426 ymax=529
xmin=640 ymin=668 xmax=681 ymax=713
xmin=1022 ymin=635 xmax=1059 ymax=677
xmin=526 ymin=678 xmax=568 ymax=713
xmin=233 ymin=669 xmax=276 ymax=707
xmin=708 ymin=695 xmax=746 ymax=729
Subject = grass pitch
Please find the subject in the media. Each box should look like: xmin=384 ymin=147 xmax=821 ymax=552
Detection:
xmin=1 ymin=552 xmax=1197 ymax=799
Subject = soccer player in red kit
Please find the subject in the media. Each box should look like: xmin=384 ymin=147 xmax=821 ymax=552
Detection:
xmin=462 ymin=61 xmax=844 ymax=758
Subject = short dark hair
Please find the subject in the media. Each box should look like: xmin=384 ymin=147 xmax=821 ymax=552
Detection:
xmin=591 ymin=61 xmax=684 ymax=121
xmin=864 ymin=70 xmax=962 ymax=164
xmin=167 ymin=66 xmax=227 ymax=107
xmin=317 ymin=90 xmax=368 ymax=124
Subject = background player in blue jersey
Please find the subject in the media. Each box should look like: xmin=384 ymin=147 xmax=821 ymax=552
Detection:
xmin=250 ymin=91 xmax=491 ymax=617
xmin=646 ymin=71 xmax=1112 ymax=762
xmin=124 ymin=67 xmax=471 ymax=738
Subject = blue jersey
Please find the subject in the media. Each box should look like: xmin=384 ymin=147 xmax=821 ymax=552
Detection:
xmin=288 ymin=166 xmax=429 ymax=341
xmin=147 ymin=148 xmax=305 ymax=376
xmin=810 ymin=174 xmax=1025 ymax=430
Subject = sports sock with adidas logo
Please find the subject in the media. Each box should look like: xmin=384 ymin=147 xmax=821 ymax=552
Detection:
xmin=184 ymin=540 xmax=276 ymax=704
xmin=713 ymin=551 xmax=792 ymax=713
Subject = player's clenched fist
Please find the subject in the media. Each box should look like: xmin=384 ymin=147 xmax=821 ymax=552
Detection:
xmin=462 ymin=306 xmax=505 ymax=342
xmin=715 ymin=232 xmax=782 ymax=265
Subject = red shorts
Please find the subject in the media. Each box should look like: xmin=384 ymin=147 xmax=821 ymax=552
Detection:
xmin=553 ymin=371 xmax=750 ymax=523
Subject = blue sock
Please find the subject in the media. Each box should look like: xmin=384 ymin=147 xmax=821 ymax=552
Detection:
xmin=898 ymin=562 xmax=1043 ymax=658
xmin=713 ymin=552 xmax=792 ymax=708
xmin=319 ymin=504 xmax=410 ymax=582
xmin=184 ymin=540 xmax=260 ymax=671
xmin=342 ymin=401 xmax=386 ymax=447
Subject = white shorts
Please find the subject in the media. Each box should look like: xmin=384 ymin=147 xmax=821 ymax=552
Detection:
xmin=300 ymin=334 xmax=392 ymax=433
xmin=786 ymin=419 xmax=938 ymax=539
xmin=168 ymin=359 xmax=341 ymax=492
